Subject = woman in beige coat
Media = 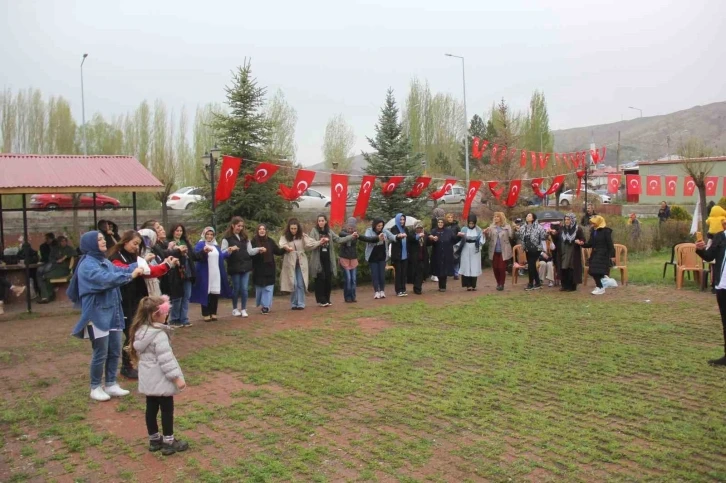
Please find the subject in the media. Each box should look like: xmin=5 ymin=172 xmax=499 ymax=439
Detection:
xmin=484 ymin=212 xmax=514 ymax=291
xmin=309 ymin=214 xmax=355 ymax=307
xmin=279 ymin=218 xmax=325 ymax=310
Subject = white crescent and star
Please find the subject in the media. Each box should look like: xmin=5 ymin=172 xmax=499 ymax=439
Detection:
xmin=225 ymin=168 xmax=234 ymax=181
xmin=551 ymin=183 xmax=560 ymax=191
xmin=362 ymin=181 xmax=371 ymax=193
xmin=649 ymin=180 xmax=658 ymax=189
xmin=468 ymin=187 xmax=476 ymax=198
xmin=511 ymin=185 xmax=519 ymax=196
xmin=630 ymin=179 xmax=639 ymax=188
xmin=668 ymin=180 xmax=676 ymax=191
xmin=296 ymin=180 xmax=309 ymax=193
xmin=334 ymin=183 xmax=344 ymax=195
xmin=707 ymin=180 xmax=715 ymax=191
xmin=256 ymin=169 xmax=268 ymax=180
xmin=687 ymin=180 xmax=695 ymax=192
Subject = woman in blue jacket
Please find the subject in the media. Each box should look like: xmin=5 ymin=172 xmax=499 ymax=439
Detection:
xmin=69 ymin=231 xmax=144 ymax=402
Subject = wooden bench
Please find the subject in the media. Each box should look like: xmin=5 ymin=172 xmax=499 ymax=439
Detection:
xmin=48 ymin=258 xmax=75 ymax=302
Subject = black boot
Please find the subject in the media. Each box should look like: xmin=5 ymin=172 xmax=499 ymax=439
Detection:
xmin=708 ymin=356 xmax=726 ymax=366
xmin=120 ymin=362 xmax=138 ymax=379
xmin=162 ymin=438 xmax=189 ymax=456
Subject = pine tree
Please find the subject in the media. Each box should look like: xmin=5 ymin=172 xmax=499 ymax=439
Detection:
xmin=364 ymin=89 xmax=427 ymax=220
xmin=209 ymin=59 xmax=291 ymax=229
xmin=461 ymin=114 xmax=486 ymax=171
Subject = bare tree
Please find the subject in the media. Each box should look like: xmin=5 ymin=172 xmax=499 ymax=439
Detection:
xmin=265 ymin=89 xmax=297 ymax=161
xmin=149 ymin=100 xmax=176 ymax=228
xmin=193 ymin=103 xmax=221 ymax=186
xmin=679 ymin=137 xmax=715 ymax=234
xmin=323 ymin=114 xmax=356 ymax=170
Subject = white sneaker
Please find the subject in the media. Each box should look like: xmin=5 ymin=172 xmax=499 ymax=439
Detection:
xmin=90 ymin=386 xmax=111 ymax=401
xmin=232 ymin=309 xmax=242 ymax=317
xmin=548 ymin=281 xmax=554 ymax=287
xmin=374 ymin=292 xmax=381 ymax=299
xmin=591 ymin=287 xmax=605 ymax=295
xmin=380 ymin=291 xmax=386 ymax=298
xmin=430 ymin=275 xmax=439 ymax=282
xmin=241 ymin=309 xmax=248 ymax=318
xmin=104 ymin=384 xmax=130 ymax=397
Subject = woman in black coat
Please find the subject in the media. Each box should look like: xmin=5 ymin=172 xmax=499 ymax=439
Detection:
xmin=577 ymin=215 xmax=615 ymax=295
xmin=552 ymin=212 xmax=585 ymax=292
xmin=429 ymin=218 xmax=457 ymax=292
xmin=247 ymin=224 xmax=287 ymax=314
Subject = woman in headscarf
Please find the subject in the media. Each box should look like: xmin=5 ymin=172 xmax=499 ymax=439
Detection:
xmin=308 ymin=214 xmax=355 ymax=307
xmin=517 ymin=212 xmax=549 ymax=291
xmin=190 ymin=227 xmax=234 ymax=321
xmin=360 ymin=218 xmax=390 ymax=299
xmin=576 ymin=215 xmax=615 ymax=295
xmin=338 ymin=217 xmax=362 ymax=303
xmin=484 ymin=212 xmax=513 ymax=291
xmin=69 ymin=231 xmax=144 ymax=401
xmin=429 ymin=208 xmax=446 ymax=282
xmin=429 ymin=218 xmax=456 ymax=292
xmin=553 ymin=212 xmax=585 ymax=292
xmin=247 ymin=224 xmax=286 ymax=314
xmin=457 ymin=214 xmax=486 ymax=291
xmin=388 ymin=213 xmax=415 ymax=296
xmin=407 ymin=221 xmax=433 ymax=295
xmin=138 ymin=228 xmax=164 ymax=297
xmin=279 ymin=218 xmax=320 ymax=310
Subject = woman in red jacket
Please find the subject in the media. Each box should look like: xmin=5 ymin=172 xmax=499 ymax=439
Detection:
xmin=107 ymin=230 xmax=176 ymax=379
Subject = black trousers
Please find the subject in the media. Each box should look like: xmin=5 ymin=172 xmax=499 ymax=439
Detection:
xmin=122 ymin=324 xmax=131 ymax=369
xmin=393 ymin=259 xmax=408 ymax=293
xmin=314 ymin=268 xmax=332 ymax=304
xmin=715 ymin=290 xmax=726 ymax=356
xmin=560 ymin=269 xmax=577 ymax=291
xmin=592 ymin=274 xmax=604 ymax=289
xmin=412 ymin=260 xmax=425 ymax=294
xmin=201 ymin=294 xmax=219 ymax=316
xmin=438 ymin=274 xmax=447 ymax=290
xmin=146 ymin=396 xmax=174 ymax=436
xmin=461 ymin=275 xmax=477 ymax=288
xmin=0 ymin=276 xmax=10 ymax=303
xmin=526 ymin=250 xmax=541 ymax=286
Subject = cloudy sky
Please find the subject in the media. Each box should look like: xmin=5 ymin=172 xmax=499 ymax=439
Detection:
xmin=2 ymin=0 xmax=725 ymax=165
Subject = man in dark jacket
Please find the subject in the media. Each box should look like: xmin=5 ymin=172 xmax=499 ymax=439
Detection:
xmin=697 ymin=218 xmax=726 ymax=366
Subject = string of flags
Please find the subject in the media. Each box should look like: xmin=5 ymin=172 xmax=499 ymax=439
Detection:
xmin=471 ymin=137 xmax=607 ymax=170
xmin=614 ymin=174 xmax=724 ymax=197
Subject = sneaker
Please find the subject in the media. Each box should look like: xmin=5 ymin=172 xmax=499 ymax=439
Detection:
xmin=430 ymin=275 xmax=439 ymax=282
xmin=261 ymin=307 xmax=270 ymax=314
xmin=104 ymin=384 xmax=130 ymax=397
xmin=380 ymin=291 xmax=386 ymax=298
xmin=397 ymin=292 xmax=405 ymax=297
xmin=318 ymin=303 xmax=326 ymax=307
xmin=241 ymin=310 xmax=248 ymax=318
xmin=181 ymin=322 xmax=193 ymax=328
xmin=525 ymin=284 xmax=534 ymax=291
xmin=161 ymin=438 xmax=189 ymax=456
xmin=402 ymin=292 xmax=408 ymax=297
xmin=532 ymin=284 xmax=542 ymax=290
xmin=210 ymin=315 xmax=218 ymax=321
xmin=203 ymin=316 xmax=212 ymax=322
xmin=374 ymin=292 xmax=381 ymax=299
xmin=232 ymin=309 xmax=242 ymax=317
xmin=708 ymin=356 xmax=726 ymax=366
xmin=548 ymin=281 xmax=554 ymax=287
xmin=149 ymin=437 xmax=163 ymax=452
xmin=90 ymin=386 xmax=111 ymax=402
xmin=591 ymin=287 xmax=605 ymax=295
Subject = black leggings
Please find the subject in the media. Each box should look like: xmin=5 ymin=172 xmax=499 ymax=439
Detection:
xmin=592 ymin=274 xmax=604 ymax=289
xmin=526 ymin=250 xmax=541 ymax=286
xmin=201 ymin=294 xmax=219 ymax=316
xmin=394 ymin=259 xmax=408 ymax=293
xmin=146 ymin=395 xmax=174 ymax=436
xmin=716 ymin=290 xmax=726 ymax=356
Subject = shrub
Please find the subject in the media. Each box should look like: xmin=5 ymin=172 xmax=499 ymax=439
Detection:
xmin=669 ymin=205 xmax=692 ymax=221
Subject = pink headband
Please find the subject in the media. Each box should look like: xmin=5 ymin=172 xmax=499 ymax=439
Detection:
xmin=154 ymin=295 xmax=171 ymax=317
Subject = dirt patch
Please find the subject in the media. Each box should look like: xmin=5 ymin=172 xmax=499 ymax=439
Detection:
xmin=355 ymin=317 xmax=393 ymax=334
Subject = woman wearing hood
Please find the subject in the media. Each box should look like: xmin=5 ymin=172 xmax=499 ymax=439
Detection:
xmin=68 ymin=231 xmax=145 ymax=401
xmin=429 ymin=217 xmax=457 ymax=292
xmin=359 ymin=218 xmax=391 ymax=299
xmin=308 ymin=214 xmax=355 ymax=307
xmin=576 ymin=215 xmax=615 ymax=295
xmin=388 ymin=213 xmax=416 ymax=297
xmin=553 ymin=212 xmax=585 ymax=292
xmin=190 ymin=227 xmax=234 ymax=321
xmin=456 ymin=214 xmax=486 ymax=291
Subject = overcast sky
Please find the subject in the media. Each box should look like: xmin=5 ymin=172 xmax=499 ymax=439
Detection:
xmin=2 ymin=0 xmax=725 ymax=165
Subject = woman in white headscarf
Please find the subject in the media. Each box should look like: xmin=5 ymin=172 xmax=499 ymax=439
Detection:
xmin=190 ymin=227 xmax=234 ymax=321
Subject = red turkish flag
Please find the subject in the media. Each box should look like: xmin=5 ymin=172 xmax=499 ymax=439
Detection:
xmin=531 ymin=178 xmax=545 ymax=198
xmin=706 ymin=176 xmax=718 ymax=196
xmin=646 ymin=176 xmax=662 ymax=196
xmin=488 ymin=181 xmax=505 ymax=200
xmin=576 ymin=170 xmax=586 ymax=196
xmin=520 ymin=150 xmax=528 ymax=167
xmin=665 ymin=176 xmax=678 ymax=197
xmin=381 ymin=176 xmax=405 ymax=196
xmin=531 ymin=151 xmax=537 ymax=170
xmin=684 ymin=177 xmax=696 ymax=196
xmin=244 ymin=162 xmax=279 ymax=189
xmin=491 ymin=144 xmax=499 ymax=163
xmin=538 ymin=153 xmax=550 ymax=170
xmin=472 ymin=137 xmax=481 ymax=159
xmin=278 ymin=169 xmax=316 ymax=201
xmin=626 ymin=175 xmax=642 ymax=195
xmin=406 ymin=176 xmax=432 ymax=198
xmin=607 ymin=174 xmax=620 ymax=194
xmin=462 ymin=180 xmax=482 ymax=220
xmin=498 ymin=146 xmax=508 ymax=164
xmin=505 ymin=180 xmax=522 ymax=207
xmin=431 ymin=178 xmax=458 ymax=200
xmin=353 ymin=175 xmax=376 ymax=218
xmin=215 ymin=155 xmax=242 ymax=203
xmin=545 ymin=175 xmax=566 ymax=195
xmin=329 ymin=174 xmax=348 ymax=228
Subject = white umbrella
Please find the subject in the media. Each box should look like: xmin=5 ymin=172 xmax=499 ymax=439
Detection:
xmin=690 ymin=198 xmax=701 ymax=235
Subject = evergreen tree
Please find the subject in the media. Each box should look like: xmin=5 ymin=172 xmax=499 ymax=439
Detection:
xmin=461 ymin=114 xmax=486 ymax=171
xmin=209 ymin=59 xmax=291 ymax=229
xmin=364 ymin=89 xmax=427 ymax=220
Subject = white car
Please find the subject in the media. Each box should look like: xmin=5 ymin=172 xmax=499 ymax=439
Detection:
xmin=440 ymin=186 xmax=467 ymax=204
xmin=292 ymin=188 xmax=331 ymax=209
xmin=558 ymin=189 xmax=611 ymax=207
xmin=166 ymin=187 xmax=204 ymax=210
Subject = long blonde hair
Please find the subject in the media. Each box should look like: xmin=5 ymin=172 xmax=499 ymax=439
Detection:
xmin=493 ymin=212 xmax=508 ymax=226
xmin=125 ymin=296 xmax=166 ymax=368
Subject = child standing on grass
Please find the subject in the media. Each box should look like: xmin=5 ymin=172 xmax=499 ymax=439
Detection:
xmin=128 ymin=295 xmax=189 ymax=456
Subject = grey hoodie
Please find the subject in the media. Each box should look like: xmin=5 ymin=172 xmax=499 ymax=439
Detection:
xmin=133 ymin=323 xmax=183 ymax=396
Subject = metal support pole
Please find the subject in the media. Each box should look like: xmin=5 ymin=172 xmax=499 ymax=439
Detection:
xmin=461 ymin=59 xmax=469 ymax=187
xmin=22 ymin=194 xmax=31 ymax=313
xmin=92 ymin=193 xmax=98 ymax=227
xmin=132 ymin=192 xmax=138 ymax=230
xmin=210 ymin=153 xmax=217 ymax=229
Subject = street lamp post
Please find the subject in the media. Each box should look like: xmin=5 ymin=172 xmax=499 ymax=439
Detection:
xmin=445 ymin=53 xmax=469 ymax=186
xmin=628 ymin=106 xmax=643 ymax=118
xmin=202 ymin=146 xmax=222 ymax=229
xmin=80 ymin=53 xmax=88 ymax=155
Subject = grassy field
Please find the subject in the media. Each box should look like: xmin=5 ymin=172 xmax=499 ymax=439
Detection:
xmin=1 ymin=250 xmax=724 ymax=482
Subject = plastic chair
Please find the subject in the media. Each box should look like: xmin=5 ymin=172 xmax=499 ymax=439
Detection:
xmin=676 ymin=244 xmax=703 ymax=289
xmin=511 ymin=245 xmax=527 ymax=285
xmin=582 ymin=248 xmax=592 ymax=286
xmin=663 ymin=243 xmax=690 ymax=279
xmin=613 ymin=244 xmax=628 ymax=285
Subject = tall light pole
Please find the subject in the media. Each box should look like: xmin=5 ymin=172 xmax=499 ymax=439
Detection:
xmin=628 ymin=106 xmax=642 ymax=118
xmin=445 ymin=53 xmax=469 ymax=186
xmin=80 ymin=53 xmax=88 ymax=155
xmin=202 ymin=146 xmax=221 ymax=229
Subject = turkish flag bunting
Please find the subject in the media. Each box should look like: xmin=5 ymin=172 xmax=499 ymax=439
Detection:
xmin=538 ymin=153 xmax=550 ymax=170
xmin=576 ymin=170 xmax=586 ymax=196
xmin=430 ymin=178 xmax=458 ymax=200
xmin=520 ymin=149 xmax=528 ymax=167
xmin=381 ymin=176 xmax=405 ymax=196
xmin=329 ymin=174 xmax=348 ymax=228
xmin=491 ymin=144 xmax=499 ymax=162
xmin=505 ymin=180 xmax=522 ymax=207
xmin=554 ymin=153 xmax=561 ymax=166
xmin=591 ymin=147 xmax=606 ymax=164
xmin=665 ymin=176 xmax=678 ymax=197
xmin=462 ymin=181 xmax=482 ymax=220
xmin=706 ymin=176 xmax=718 ymax=196
xmin=244 ymin=162 xmax=279 ymax=189
xmin=607 ymin=174 xmax=621 ymax=194
xmin=488 ymin=181 xmax=505 ymax=200
xmin=531 ymin=151 xmax=537 ymax=170
xmin=353 ymin=175 xmax=376 ymax=218
xmin=684 ymin=177 xmax=696 ymax=196
xmin=626 ymin=175 xmax=642 ymax=195
xmin=646 ymin=176 xmax=662 ymax=196
xmin=545 ymin=175 xmax=566 ymax=195
xmin=278 ymin=169 xmax=316 ymax=201
xmin=472 ymin=137 xmax=481 ymax=159
xmin=498 ymin=146 xmax=508 ymax=164
xmin=406 ymin=176 xmax=432 ymax=198
xmin=215 ymin=155 xmax=242 ymax=203
xmin=531 ymin=178 xmax=545 ymax=198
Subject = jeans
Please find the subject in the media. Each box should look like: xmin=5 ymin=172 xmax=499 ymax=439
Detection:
xmin=255 ymin=285 xmax=274 ymax=309
xmin=370 ymin=260 xmax=386 ymax=292
xmin=342 ymin=267 xmax=357 ymax=301
xmin=170 ymin=280 xmax=192 ymax=325
xmin=230 ymin=272 xmax=250 ymax=310
xmin=291 ymin=265 xmax=306 ymax=308
xmin=89 ymin=327 xmax=122 ymax=389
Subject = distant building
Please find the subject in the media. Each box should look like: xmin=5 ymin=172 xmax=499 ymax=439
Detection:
xmin=638 ymin=156 xmax=726 ymax=204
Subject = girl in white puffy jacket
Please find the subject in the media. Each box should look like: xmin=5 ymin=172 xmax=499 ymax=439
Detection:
xmin=128 ymin=295 xmax=189 ymax=456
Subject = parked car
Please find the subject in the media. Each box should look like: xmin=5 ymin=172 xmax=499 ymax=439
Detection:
xmin=558 ymin=189 xmax=611 ymax=206
xmin=292 ymin=188 xmax=331 ymax=209
xmin=346 ymin=189 xmax=358 ymax=207
xmin=29 ymin=193 xmax=120 ymax=210
xmin=440 ymin=186 xmax=467 ymax=204
xmin=166 ymin=186 xmax=204 ymax=210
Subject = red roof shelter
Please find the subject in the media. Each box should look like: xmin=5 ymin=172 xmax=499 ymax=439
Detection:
xmin=0 ymin=154 xmax=163 ymax=313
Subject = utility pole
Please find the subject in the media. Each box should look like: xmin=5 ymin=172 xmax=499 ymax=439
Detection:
xmin=616 ymin=131 xmax=621 ymax=172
